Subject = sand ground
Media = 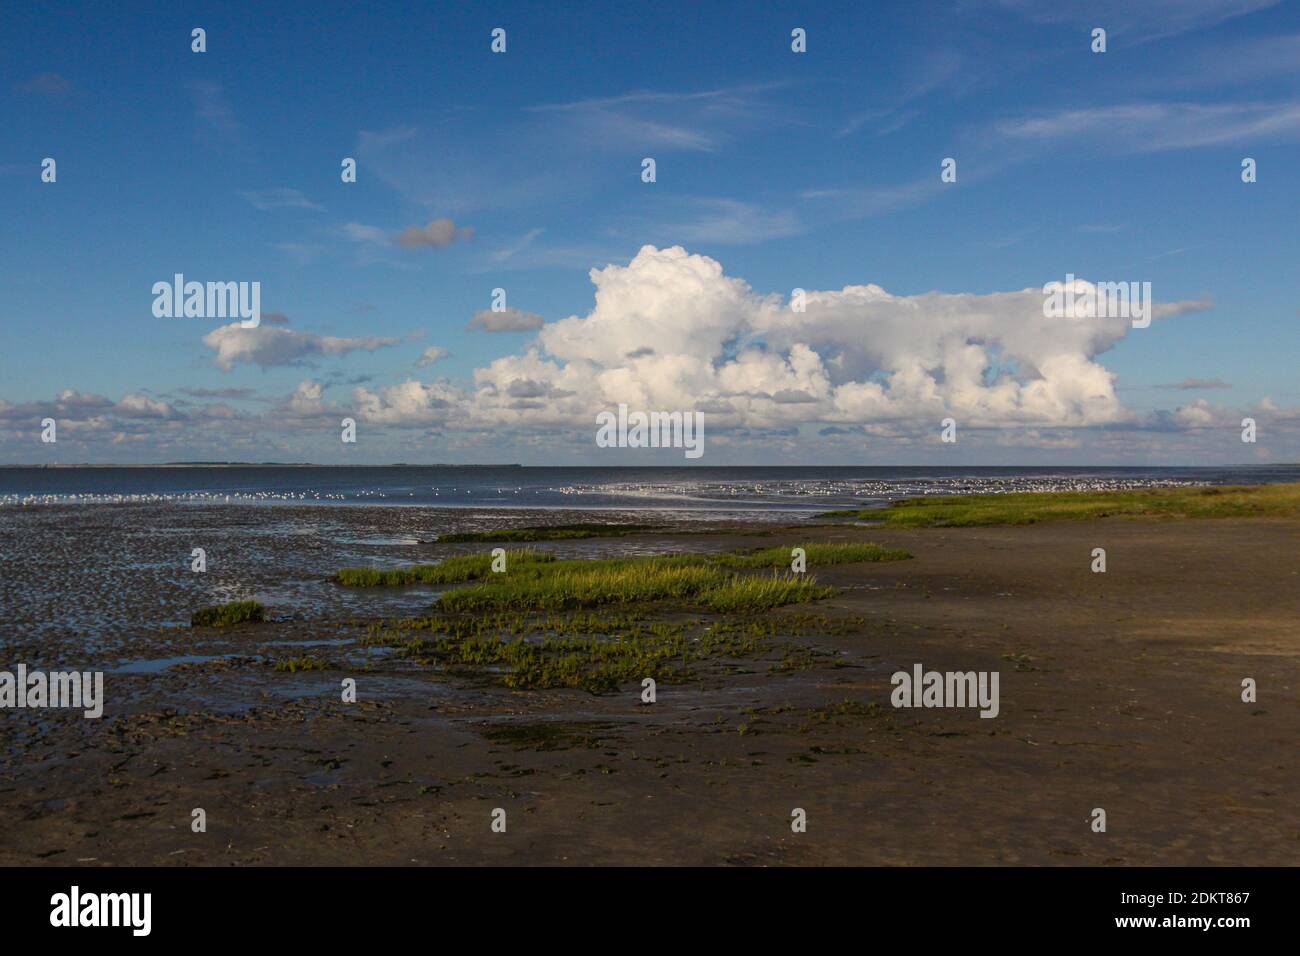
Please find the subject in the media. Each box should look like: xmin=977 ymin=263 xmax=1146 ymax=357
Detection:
xmin=1 ymin=516 xmax=1296 ymax=865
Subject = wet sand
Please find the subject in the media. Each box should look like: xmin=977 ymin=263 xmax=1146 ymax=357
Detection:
xmin=1 ymin=509 xmax=1297 ymax=865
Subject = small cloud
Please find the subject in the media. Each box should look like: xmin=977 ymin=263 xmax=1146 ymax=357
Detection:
xmin=240 ymin=188 xmax=323 ymax=211
xmin=468 ymin=307 xmax=545 ymax=333
xmin=286 ymin=380 xmax=329 ymax=416
xmin=395 ymin=218 xmax=474 ymax=249
xmin=838 ymin=108 xmax=894 ymax=138
xmin=179 ymin=387 xmax=256 ymax=399
xmin=274 ymin=242 xmax=327 ymax=265
xmin=1156 ymin=377 xmax=1232 ymax=390
xmin=997 ymin=101 xmax=1300 ymax=154
xmin=489 ymin=228 xmax=545 ymax=264
xmin=839 ymin=107 xmax=920 ymax=139
xmin=669 ymin=198 xmax=801 ymax=245
xmin=189 ymin=81 xmax=243 ymax=151
xmin=115 ymin=393 xmax=177 ymax=419
xmin=201 ymin=314 xmax=401 ymax=370
xmin=416 ymin=346 xmax=449 ymax=368
xmin=1152 ymin=298 xmax=1213 ymax=321
xmin=1151 ymin=245 xmax=1205 ymax=261
xmin=343 ymin=222 xmax=388 ymax=245
xmin=18 ymin=73 xmax=75 ymax=100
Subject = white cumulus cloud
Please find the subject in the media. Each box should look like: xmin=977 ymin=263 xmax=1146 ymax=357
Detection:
xmin=202 ymin=317 xmax=402 ymax=370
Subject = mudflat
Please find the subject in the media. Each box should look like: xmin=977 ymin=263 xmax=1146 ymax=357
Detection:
xmin=1 ymin=514 xmax=1296 ymax=866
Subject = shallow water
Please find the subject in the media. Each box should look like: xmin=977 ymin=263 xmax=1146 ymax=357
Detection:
xmin=3 ymin=464 xmax=1296 ymax=661
xmin=6 ymin=463 xmax=1292 ymax=510
xmin=0 ymin=504 xmax=745 ymax=658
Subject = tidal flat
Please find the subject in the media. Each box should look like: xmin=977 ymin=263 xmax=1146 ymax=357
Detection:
xmin=1 ymin=496 xmax=1297 ymax=865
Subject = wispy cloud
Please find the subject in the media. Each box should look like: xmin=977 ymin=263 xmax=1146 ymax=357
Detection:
xmin=17 ymin=72 xmax=76 ymax=101
xmin=537 ymin=85 xmax=792 ymax=153
xmin=342 ymin=222 xmax=388 ymax=245
xmin=177 ymin=387 xmax=257 ymax=399
xmin=529 ymin=84 xmax=788 ymax=113
xmin=801 ymin=175 xmax=950 ymax=221
xmin=661 ymin=198 xmax=802 ymax=245
xmin=1138 ymin=33 xmax=1300 ymax=90
xmin=357 ymin=85 xmax=792 ymax=216
xmin=189 ymin=81 xmax=245 ymax=154
xmin=527 ymin=85 xmax=789 ymax=153
xmin=488 ymin=228 xmax=545 ymax=264
xmin=997 ymin=101 xmax=1300 ymax=151
xmin=273 ymin=242 xmax=328 ymax=265
xmin=810 ymin=95 xmax=1300 ymax=231
xmin=468 ymin=308 xmax=545 ymax=332
xmin=1157 ymin=377 xmax=1232 ymax=390
xmin=240 ymin=188 xmax=323 ymax=211
xmin=981 ymin=0 xmax=1281 ymax=43
xmin=838 ymin=108 xmax=921 ymax=138
xmin=474 ymin=231 xmax=623 ymax=273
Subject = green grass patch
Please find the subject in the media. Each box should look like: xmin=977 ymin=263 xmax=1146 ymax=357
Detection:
xmin=714 ymin=542 xmax=910 ymax=568
xmin=272 ymin=655 xmax=328 ymax=673
xmin=434 ymin=554 xmax=836 ymax=613
xmin=698 ymin=574 xmax=836 ymax=613
xmin=190 ymin=600 xmax=264 ymax=627
xmin=365 ymin=610 xmax=859 ymax=694
xmin=335 ymin=549 xmax=554 ymax=586
xmin=820 ymin=483 xmax=1300 ymax=528
xmin=373 ymin=616 xmax=766 ymax=693
xmin=438 ymin=523 xmax=659 ymax=542
xmin=347 ymin=547 xmax=876 ymax=692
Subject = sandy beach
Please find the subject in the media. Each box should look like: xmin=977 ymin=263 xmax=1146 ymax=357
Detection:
xmin=1 ymin=503 xmax=1296 ymax=866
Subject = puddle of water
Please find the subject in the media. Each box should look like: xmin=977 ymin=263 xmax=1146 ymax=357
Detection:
xmin=264 ymin=637 xmax=354 ymax=648
xmin=110 ymin=653 xmax=243 ymax=674
xmin=265 ymin=673 xmax=445 ymax=701
xmin=333 ymin=535 xmax=422 ymax=546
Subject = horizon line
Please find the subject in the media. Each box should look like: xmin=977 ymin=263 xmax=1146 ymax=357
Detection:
xmin=2 ymin=462 xmax=1296 ymax=470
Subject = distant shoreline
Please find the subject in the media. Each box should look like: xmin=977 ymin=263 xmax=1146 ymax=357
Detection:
xmin=0 ymin=462 xmax=526 ymax=469
xmin=1 ymin=462 xmax=1294 ymax=469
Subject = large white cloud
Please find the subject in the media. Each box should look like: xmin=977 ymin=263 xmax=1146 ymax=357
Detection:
xmin=538 ymin=245 xmax=765 ymax=366
xmin=427 ymin=244 xmax=1209 ymax=435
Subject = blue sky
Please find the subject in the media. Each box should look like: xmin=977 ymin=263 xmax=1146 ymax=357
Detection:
xmin=2 ymin=0 xmax=1298 ymax=464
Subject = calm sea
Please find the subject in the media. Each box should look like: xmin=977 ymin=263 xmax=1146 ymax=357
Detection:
xmin=3 ymin=464 xmax=1297 ymax=513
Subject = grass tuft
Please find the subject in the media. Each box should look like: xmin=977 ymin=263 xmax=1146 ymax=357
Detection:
xmin=699 ymin=574 xmax=835 ymax=613
xmin=434 ymin=554 xmax=836 ymax=613
xmin=714 ymin=542 xmax=910 ymax=568
xmin=364 ymin=609 xmax=865 ymax=694
xmin=335 ymin=549 xmax=554 ymax=586
xmin=190 ymin=600 xmax=264 ymax=627
xmin=820 ymin=483 xmax=1300 ymax=528
xmin=272 ymin=655 xmax=328 ymax=673
xmin=438 ymin=523 xmax=658 ymax=543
